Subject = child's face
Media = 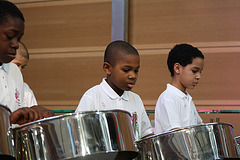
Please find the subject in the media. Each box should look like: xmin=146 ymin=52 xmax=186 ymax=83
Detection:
xmin=0 ymin=17 xmax=24 ymax=63
xmin=177 ymin=57 xmax=204 ymax=92
xmin=11 ymin=55 xmax=28 ymax=72
xmin=105 ymin=54 xmax=140 ymax=96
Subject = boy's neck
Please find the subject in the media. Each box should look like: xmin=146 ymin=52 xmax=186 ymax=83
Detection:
xmin=105 ymin=78 xmax=124 ymax=96
xmin=171 ymin=80 xmax=187 ymax=94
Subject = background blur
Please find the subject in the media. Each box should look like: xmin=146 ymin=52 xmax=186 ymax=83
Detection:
xmin=12 ymin=0 xmax=240 ymax=134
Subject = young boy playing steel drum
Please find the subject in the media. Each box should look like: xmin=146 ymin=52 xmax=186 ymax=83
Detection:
xmin=0 ymin=0 xmax=53 ymax=125
xmin=155 ymin=43 xmax=204 ymax=134
xmin=75 ymin=40 xmax=153 ymax=140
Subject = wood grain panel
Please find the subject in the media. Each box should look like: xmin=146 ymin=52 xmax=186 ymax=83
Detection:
xmin=23 ymin=51 xmax=105 ymax=104
xmin=17 ymin=0 xmax=112 ymax=49
xmin=129 ymin=0 xmax=240 ymax=45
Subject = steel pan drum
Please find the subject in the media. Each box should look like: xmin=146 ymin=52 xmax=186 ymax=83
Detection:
xmin=0 ymin=105 xmax=11 ymax=155
xmin=235 ymin=136 xmax=240 ymax=157
xmin=136 ymin=123 xmax=238 ymax=160
xmin=7 ymin=110 xmax=138 ymax=160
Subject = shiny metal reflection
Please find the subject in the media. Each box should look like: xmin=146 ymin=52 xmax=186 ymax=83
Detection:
xmin=136 ymin=123 xmax=238 ymax=160
xmin=0 ymin=105 xmax=11 ymax=155
xmin=235 ymin=136 xmax=240 ymax=157
xmin=8 ymin=110 xmax=138 ymax=160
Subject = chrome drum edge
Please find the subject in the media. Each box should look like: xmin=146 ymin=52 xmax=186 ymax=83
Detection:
xmin=235 ymin=136 xmax=240 ymax=157
xmin=136 ymin=123 xmax=239 ymax=160
xmin=0 ymin=105 xmax=11 ymax=155
xmin=8 ymin=110 xmax=138 ymax=160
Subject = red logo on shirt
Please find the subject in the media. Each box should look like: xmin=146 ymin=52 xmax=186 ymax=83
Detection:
xmin=15 ymin=89 xmax=21 ymax=106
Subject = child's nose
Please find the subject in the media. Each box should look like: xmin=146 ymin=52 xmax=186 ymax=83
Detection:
xmin=196 ymin=73 xmax=201 ymax=79
xmin=11 ymin=39 xmax=19 ymax=49
xmin=129 ymin=72 xmax=137 ymax=79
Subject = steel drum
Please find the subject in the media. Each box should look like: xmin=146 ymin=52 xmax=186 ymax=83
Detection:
xmin=0 ymin=105 xmax=11 ymax=155
xmin=136 ymin=123 xmax=238 ymax=160
xmin=7 ymin=110 xmax=138 ymax=160
xmin=235 ymin=136 xmax=240 ymax=157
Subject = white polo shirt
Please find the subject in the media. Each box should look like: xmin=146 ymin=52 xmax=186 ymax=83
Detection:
xmin=0 ymin=62 xmax=24 ymax=112
xmin=75 ymin=78 xmax=153 ymax=139
xmin=154 ymin=84 xmax=202 ymax=134
xmin=23 ymin=82 xmax=37 ymax=107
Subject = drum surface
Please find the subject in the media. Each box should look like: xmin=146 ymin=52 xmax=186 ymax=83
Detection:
xmin=136 ymin=123 xmax=238 ymax=160
xmin=8 ymin=110 xmax=138 ymax=160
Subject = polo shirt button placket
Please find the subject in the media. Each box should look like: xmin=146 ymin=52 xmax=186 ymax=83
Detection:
xmin=117 ymin=98 xmax=121 ymax=109
xmin=119 ymin=98 xmax=123 ymax=109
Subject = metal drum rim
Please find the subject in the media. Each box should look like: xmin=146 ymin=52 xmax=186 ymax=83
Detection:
xmin=0 ymin=105 xmax=12 ymax=114
xmin=136 ymin=122 xmax=234 ymax=143
xmin=9 ymin=109 xmax=131 ymax=130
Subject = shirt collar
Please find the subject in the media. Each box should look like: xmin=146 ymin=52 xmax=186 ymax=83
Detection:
xmin=0 ymin=63 xmax=10 ymax=73
xmin=166 ymin=83 xmax=192 ymax=99
xmin=100 ymin=78 xmax=129 ymax=101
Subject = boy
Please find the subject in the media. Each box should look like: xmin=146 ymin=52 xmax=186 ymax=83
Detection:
xmin=11 ymin=41 xmax=38 ymax=107
xmin=75 ymin=40 xmax=153 ymax=140
xmin=0 ymin=0 xmax=53 ymax=125
xmin=154 ymin=43 xmax=204 ymax=134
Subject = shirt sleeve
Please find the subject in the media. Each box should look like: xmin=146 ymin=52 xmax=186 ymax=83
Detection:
xmin=137 ymin=95 xmax=153 ymax=138
xmin=140 ymin=105 xmax=153 ymax=138
xmin=23 ymin=83 xmax=38 ymax=107
xmin=75 ymin=89 xmax=95 ymax=113
xmin=155 ymin=93 xmax=181 ymax=134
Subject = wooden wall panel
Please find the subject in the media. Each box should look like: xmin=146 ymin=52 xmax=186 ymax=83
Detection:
xmin=23 ymin=52 xmax=106 ymax=109
xmin=129 ymin=0 xmax=240 ymax=45
xmin=17 ymin=0 xmax=112 ymax=49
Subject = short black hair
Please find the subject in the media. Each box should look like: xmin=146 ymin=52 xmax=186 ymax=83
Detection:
xmin=0 ymin=0 xmax=25 ymax=25
xmin=104 ymin=40 xmax=139 ymax=66
xmin=167 ymin=43 xmax=204 ymax=77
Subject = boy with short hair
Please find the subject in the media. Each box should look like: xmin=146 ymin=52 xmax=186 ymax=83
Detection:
xmin=75 ymin=40 xmax=153 ymax=140
xmin=154 ymin=43 xmax=204 ymax=134
xmin=0 ymin=0 xmax=53 ymax=125
xmin=11 ymin=41 xmax=38 ymax=107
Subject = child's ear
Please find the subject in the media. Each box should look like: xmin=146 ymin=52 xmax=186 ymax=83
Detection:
xmin=103 ymin=62 xmax=112 ymax=75
xmin=174 ymin=63 xmax=181 ymax=74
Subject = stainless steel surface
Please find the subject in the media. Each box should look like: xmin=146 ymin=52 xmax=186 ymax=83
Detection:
xmin=132 ymin=112 xmax=138 ymax=140
xmin=136 ymin=123 xmax=238 ymax=160
xmin=8 ymin=110 xmax=138 ymax=160
xmin=235 ymin=136 xmax=240 ymax=157
xmin=0 ymin=105 xmax=11 ymax=155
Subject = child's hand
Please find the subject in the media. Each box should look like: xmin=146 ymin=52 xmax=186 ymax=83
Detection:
xmin=31 ymin=105 xmax=54 ymax=118
xmin=10 ymin=107 xmax=44 ymax=125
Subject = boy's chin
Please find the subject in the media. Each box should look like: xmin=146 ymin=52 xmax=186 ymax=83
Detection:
xmin=125 ymin=87 xmax=133 ymax=91
xmin=188 ymin=86 xmax=196 ymax=89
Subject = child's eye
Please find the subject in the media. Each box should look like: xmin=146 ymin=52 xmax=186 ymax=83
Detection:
xmin=192 ymin=70 xmax=197 ymax=73
xmin=134 ymin=69 xmax=139 ymax=73
xmin=6 ymin=34 xmax=14 ymax=40
xmin=122 ymin=69 xmax=130 ymax=73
